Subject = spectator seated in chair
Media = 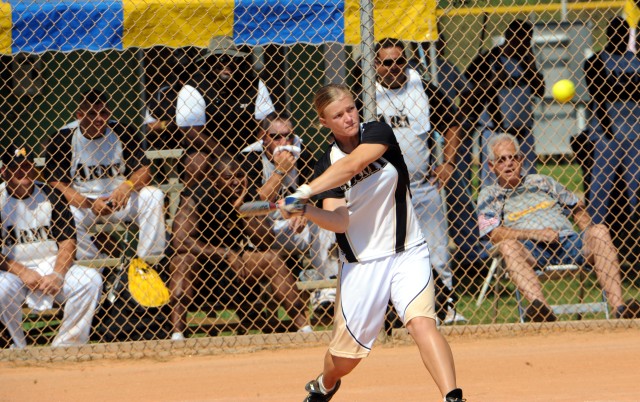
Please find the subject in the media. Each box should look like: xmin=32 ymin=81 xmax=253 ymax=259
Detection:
xmin=242 ymin=111 xmax=338 ymax=320
xmin=476 ymin=133 xmax=640 ymax=322
xmin=168 ymin=153 xmax=311 ymax=340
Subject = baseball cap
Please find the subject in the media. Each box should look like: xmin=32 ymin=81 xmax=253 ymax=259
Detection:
xmin=199 ymin=36 xmax=249 ymax=61
xmin=1 ymin=145 xmax=33 ymax=167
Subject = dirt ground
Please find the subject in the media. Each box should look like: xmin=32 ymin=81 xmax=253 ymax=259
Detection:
xmin=1 ymin=327 xmax=638 ymax=402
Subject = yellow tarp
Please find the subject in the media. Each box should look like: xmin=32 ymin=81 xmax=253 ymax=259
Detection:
xmin=625 ymin=0 xmax=640 ymax=28
xmin=345 ymin=0 xmax=438 ymax=44
xmin=1 ymin=2 xmax=11 ymax=54
xmin=123 ymin=0 xmax=233 ymax=49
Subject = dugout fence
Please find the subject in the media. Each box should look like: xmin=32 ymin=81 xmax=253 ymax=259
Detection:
xmin=1 ymin=0 xmax=639 ymax=359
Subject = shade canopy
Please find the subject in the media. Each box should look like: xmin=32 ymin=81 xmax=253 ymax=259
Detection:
xmin=0 ymin=0 xmax=438 ymax=54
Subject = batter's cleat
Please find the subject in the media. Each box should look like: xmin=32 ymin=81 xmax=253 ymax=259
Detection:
xmin=303 ymin=377 xmax=341 ymax=402
xmin=444 ymin=388 xmax=465 ymax=402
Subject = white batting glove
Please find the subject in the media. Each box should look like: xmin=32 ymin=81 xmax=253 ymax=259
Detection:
xmin=281 ymin=184 xmax=312 ymax=214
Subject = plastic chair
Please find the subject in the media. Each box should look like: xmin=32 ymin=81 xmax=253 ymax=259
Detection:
xmin=477 ymin=254 xmax=610 ymax=323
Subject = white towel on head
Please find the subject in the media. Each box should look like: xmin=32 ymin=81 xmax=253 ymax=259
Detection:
xmin=175 ymin=85 xmax=206 ymax=127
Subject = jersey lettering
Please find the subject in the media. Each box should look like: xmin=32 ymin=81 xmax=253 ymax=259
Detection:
xmin=340 ymin=160 xmax=386 ymax=192
xmin=74 ymin=163 xmax=121 ymax=182
xmin=376 ymin=114 xmax=411 ymax=129
xmin=4 ymin=225 xmax=51 ymax=246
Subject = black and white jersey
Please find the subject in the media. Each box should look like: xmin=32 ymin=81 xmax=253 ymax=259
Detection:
xmin=0 ymin=182 xmax=76 ymax=263
xmin=314 ymin=121 xmax=424 ymax=263
xmin=45 ymin=121 xmax=149 ymax=197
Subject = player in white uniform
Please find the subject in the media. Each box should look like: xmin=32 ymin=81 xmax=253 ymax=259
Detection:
xmin=0 ymin=145 xmax=102 ymax=348
xmin=375 ymin=38 xmax=466 ymax=324
xmin=45 ymin=88 xmax=166 ymax=260
xmin=279 ymin=85 xmax=463 ymax=402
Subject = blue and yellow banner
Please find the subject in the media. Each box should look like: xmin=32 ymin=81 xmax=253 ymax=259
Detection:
xmin=0 ymin=0 xmax=437 ymax=54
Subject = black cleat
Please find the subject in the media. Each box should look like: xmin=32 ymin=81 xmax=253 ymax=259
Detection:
xmin=444 ymin=387 xmax=465 ymax=402
xmin=303 ymin=377 xmax=341 ymax=402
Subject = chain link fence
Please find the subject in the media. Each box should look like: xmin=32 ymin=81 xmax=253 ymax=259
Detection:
xmin=1 ymin=0 xmax=639 ymax=358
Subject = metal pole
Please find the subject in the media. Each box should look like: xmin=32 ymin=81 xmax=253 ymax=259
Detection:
xmin=428 ymin=41 xmax=439 ymax=87
xmin=360 ymin=0 xmax=376 ymax=122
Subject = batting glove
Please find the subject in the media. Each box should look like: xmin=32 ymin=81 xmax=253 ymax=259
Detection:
xmin=281 ymin=184 xmax=312 ymax=214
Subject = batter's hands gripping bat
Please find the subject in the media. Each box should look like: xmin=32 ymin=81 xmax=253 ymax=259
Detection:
xmin=238 ymin=185 xmax=312 ymax=217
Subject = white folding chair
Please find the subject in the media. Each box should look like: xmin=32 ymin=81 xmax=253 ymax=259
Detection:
xmin=477 ymin=253 xmax=610 ymax=323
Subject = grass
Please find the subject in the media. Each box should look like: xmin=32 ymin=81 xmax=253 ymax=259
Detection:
xmin=456 ymin=275 xmax=640 ymax=325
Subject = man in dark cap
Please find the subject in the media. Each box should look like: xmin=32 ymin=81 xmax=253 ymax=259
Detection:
xmin=173 ymin=35 xmax=276 ymax=187
xmin=45 ymin=88 xmax=167 ymax=261
xmin=176 ymin=35 xmax=276 ymax=157
xmin=0 ymin=145 xmax=102 ymax=348
xmin=462 ymin=18 xmax=545 ymax=186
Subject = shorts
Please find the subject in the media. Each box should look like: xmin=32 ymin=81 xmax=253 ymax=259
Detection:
xmin=520 ymin=232 xmax=585 ymax=269
xmin=329 ymin=242 xmax=436 ymax=359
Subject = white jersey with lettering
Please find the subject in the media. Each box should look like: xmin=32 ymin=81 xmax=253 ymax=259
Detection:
xmin=375 ymin=68 xmax=433 ymax=183
xmin=0 ymin=182 xmax=76 ymax=263
xmin=314 ymin=121 xmax=424 ymax=263
xmin=68 ymin=125 xmax=127 ymax=197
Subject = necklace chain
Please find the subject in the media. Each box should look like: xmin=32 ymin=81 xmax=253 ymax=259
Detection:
xmin=381 ymin=86 xmax=405 ymax=116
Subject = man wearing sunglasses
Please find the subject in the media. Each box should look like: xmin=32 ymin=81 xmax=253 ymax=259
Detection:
xmin=477 ymin=133 xmax=639 ymax=321
xmin=175 ymin=35 xmax=276 ymax=158
xmin=242 ymin=112 xmax=338 ymax=321
xmin=374 ymin=38 xmax=468 ymax=325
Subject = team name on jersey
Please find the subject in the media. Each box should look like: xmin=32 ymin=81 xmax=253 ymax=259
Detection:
xmin=377 ymin=114 xmax=411 ymax=129
xmin=4 ymin=225 xmax=51 ymax=246
xmin=74 ymin=163 xmax=121 ymax=182
xmin=340 ymin=160 xmax=386 ymax=192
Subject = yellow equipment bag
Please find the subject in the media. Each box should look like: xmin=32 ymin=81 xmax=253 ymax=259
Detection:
xmin=127 ymin=257 xmax=170 ymax=308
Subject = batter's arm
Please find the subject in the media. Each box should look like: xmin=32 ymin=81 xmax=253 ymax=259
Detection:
xmin=303 ymin=197 xmax=350 ymax=234
xmin=305 ymin=143 xmax=388 ymax=197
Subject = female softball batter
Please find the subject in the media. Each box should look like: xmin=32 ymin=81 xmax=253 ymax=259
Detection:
xmin=279 ymin=84 xmax=463 ymax=402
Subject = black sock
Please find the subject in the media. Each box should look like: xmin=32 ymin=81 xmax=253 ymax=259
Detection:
xmin=446 ymin=388 xmax=463 ymax=399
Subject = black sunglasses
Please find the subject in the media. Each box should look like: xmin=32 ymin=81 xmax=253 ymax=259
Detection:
xmin=380 ymin=57 xmax=407 ymax=67
xmin=213 ymin=55 xmax=235 ymax=67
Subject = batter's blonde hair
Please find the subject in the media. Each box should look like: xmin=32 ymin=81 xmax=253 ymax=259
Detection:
xmin=313 ymin=84 xmax=353 ymax=119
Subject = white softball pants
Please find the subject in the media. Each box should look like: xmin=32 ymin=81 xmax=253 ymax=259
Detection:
xmin=410 ymin=181 xmax=452 ymax=289
xmin=72 ymin=186 xmax=167 ymax=260
xmin=0 ymin=259 xmax=102 ymax=348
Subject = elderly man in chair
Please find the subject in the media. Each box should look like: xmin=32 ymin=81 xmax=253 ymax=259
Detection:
xmin=477 ymin=133 xmax=639 ymax=322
